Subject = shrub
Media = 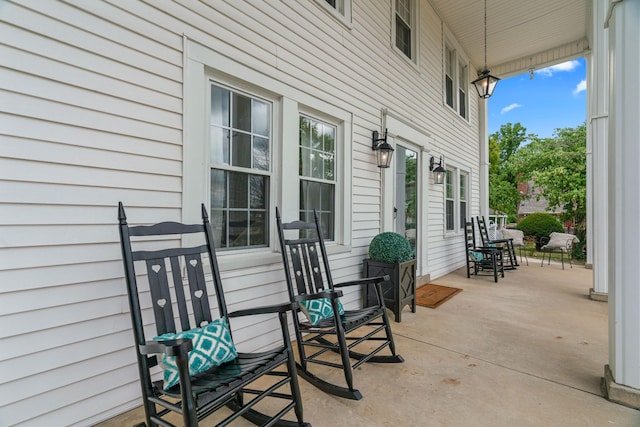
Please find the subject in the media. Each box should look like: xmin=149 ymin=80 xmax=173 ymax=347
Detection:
xmin=368 ymin=232 xmax=413 ymax=263
xmin=516 ymin=213 xmax=565 ymax=249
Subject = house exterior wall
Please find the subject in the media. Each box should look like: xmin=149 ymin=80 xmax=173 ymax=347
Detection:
xmin=0 ymin=1 xmax=482 ymax=425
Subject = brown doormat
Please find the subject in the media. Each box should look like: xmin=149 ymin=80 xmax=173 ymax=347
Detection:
xmin=415 ymin=284 xmax=462 ymax=309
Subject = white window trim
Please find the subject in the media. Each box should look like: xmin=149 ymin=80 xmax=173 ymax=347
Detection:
xmin=391 ymin=0 xmax=420 ymax=66
xmin=183 ymin=36 xmax=352 ymax=270
xmin=443 ymin=27 xmax=470 ymax=121
xmin=313 ymin=0 xmax=353 ymax=28
xmin=442 ymin=160 xmax=471 ymax=237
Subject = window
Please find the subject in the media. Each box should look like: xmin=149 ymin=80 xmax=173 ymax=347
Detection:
xmin=209 ymin=84 xmax=272 ymax=250
xmin=459 ymin=172 xmax=468 ymax=228
xmin=184 ymin=39 xmax=353 ymax=267
xmin=443 ymin=39 xmax=469 ymax=119
xmin=394 ymin=0 xmax=417 ymax=62
xmin=445 ymin=45 xmax=455 ymax=108
xmin=444 ymin=166 xmax=470 ymax=234
xmin=458 ymin=62 xmax=468 ymax=119
xmin=299 ymin=115 xmax=336 ymax=240
xmin=315 ymin=0 xmax=352 ymax=25
xmin=445 ymin=169 xmax=455 ymax=231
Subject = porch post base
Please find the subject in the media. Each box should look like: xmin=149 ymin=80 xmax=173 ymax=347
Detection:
xmin=601 ymin=364 xmax=640 ymax=409
xmin=589 ymin=288 xmax=608 ymax=302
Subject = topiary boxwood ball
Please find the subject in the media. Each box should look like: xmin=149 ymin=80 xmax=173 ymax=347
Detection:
xmin=368 ymin=232 xmax=413 ymax=264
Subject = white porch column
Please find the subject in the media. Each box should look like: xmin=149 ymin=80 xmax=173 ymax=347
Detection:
xmin=478 ymin=100 xmax=489 ymax=219
xmin=587 ymin=0 xmax=609 ymax=301
xmin=604 ymin=0 xmax=640 ymax=408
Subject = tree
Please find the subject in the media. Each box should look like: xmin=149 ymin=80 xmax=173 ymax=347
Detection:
xmin=512 ymin=124 xmax=587 ymax=233
xmin=488 ymin=123 xmax=530 ymax=218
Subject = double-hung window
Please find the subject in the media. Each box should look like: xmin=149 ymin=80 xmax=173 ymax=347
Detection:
xmin=444 ymin=167 xmax=470 ymax=234
xmin=185 ymin=38 xmax=352 ymax=268
xmin=299 ymin=115 xmax=336 ymax=240
xmin=209 ymin=84 xmax=271 ymax=250
xmin=443 ymin=39 xmax=469 ymax=119
xmin=394 ymin=0 xmax=418 ymax=63
xmin=445 ymin=170 xmax=456 ymax=232
xmin=459 ymin=173 xmax=468 ymax=228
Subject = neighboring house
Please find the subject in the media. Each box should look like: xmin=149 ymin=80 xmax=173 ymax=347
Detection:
xmin=517 ymin=181 xmax=563 ymax=219
xmin=1 ymin=2 xmax=481 ymax=424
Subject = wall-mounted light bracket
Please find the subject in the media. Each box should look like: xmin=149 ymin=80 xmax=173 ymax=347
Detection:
xmin=429 ymin=156 xmax=446 ymax=184
xmin=372 ymin=129 xmax=394 ymax=168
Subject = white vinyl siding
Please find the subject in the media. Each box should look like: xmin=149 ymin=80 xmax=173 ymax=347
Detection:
xmin=0 ymin=1 xmax=480 ymax=424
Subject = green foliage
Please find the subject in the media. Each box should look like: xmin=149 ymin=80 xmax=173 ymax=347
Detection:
xmin=488 ymin=122 xmax=531 ymax=216
xmin=368 ymin=232 xmax=413 ymax=263
xmin=489 ymin=174 xmax=521 ymax=216
xmin=512 ymin=124 xmax=587 ymax=229
xmin=516 ymin=213 xmax=565 ymax=249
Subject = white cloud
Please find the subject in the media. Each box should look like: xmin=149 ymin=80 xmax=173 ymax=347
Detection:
xmin=573 ymin=79 xmax=587 ymax=95
xmin=501 ymin=103 xmax=522 ymax=114
xmin=536 ymin=60 xmax=581 ymax=77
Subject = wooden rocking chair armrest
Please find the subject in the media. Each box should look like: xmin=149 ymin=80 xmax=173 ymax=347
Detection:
xmin=294 ymin=290 xmax=344 ymax=303
xmin=474 ymin=246 xmax=500 ymax=253
xmin=140 ymin=338 xmax=193 ymax=357
xmin=488 ymin=238 xmax=513 ymax=245
xmin=228 ymin=302 xmax=297 ymax=318
xmin=334 ymin=275 xmax=390 ymax=288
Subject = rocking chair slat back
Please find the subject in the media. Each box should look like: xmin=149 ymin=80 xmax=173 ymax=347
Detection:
xmin=118 ymin=202 xmax=309 ymax=427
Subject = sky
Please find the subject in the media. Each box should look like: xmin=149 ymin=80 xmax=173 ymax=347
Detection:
xmin=488 ymin=58 xmax=587 ymax=139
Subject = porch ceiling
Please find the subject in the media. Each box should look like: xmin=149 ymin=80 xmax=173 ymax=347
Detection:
xmin=429 ymin=0 xmax=590 ymax=78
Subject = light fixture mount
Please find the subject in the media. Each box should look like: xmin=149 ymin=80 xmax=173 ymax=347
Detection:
xmin=472 ymin=0 xmax=500 ymax=99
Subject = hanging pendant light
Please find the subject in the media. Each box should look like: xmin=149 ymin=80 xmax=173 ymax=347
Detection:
xmin=472 ymin=0 xmax=500 ymax=99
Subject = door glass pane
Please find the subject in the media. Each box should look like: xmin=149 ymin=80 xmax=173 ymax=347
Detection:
xmin=395 ymin=145 xmax=417 ymax=253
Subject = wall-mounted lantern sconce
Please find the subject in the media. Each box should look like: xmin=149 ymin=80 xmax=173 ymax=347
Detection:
xmin=429 ymin=156 xmax=446 ymax=184
xmin=372 ymin=129 xmax=394 ymax=168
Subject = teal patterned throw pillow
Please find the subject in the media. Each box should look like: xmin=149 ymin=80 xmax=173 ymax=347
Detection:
xmin=153 ymin=317 xmax=238 ymax=390
xmin=469 ymin=250 xmax=484 ymax=262
xmin=299 ymin=297 xmax=345 ymax=326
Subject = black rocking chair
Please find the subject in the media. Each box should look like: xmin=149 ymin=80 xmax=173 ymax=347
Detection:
xmin=118 ymin=202 xmax=309 ymax=427
xmin=276 ymin=208 xmax=403 ymax=400
xmin=465 ymin=221 xmax=504 ymax=282
xmin=476 ymin=216 xmax=518 ymax=270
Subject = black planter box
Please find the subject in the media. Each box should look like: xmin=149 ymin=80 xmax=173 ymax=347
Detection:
xmin=363 ymin=258 xmax=416 ymax=322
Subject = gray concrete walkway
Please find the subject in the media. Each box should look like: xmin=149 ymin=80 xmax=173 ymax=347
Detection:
xmin=98 ymin=262 xmax=640 ymax=426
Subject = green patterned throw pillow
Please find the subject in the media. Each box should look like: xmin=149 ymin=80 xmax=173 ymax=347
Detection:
xmin=153 ymin=317 xmax=238 ymax=390
xmin=299 ymin=297 xmax=345 ymax=326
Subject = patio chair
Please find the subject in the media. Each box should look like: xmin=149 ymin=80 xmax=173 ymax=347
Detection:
xmin=500 ymin=228 xmax=528 ymax=266
xmin=118 ymin=203 xmax=309 ymax=427
xmin=476 ymin=216 xmax=518 ymax=270
xmin=465 ymin=221 xmax=504 ymax=282
xmin=276 ymin=208 xmax=403 ymax=401
xmin=540 ymin=232 xmax=579 ymax=270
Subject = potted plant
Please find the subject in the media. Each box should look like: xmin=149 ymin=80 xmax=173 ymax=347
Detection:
xmin=363 ymin=232 xmax=416 ymax=322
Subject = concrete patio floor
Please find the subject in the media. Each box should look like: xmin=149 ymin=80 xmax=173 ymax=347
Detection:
xmin=97 ymin=261 xmax=640 ymax=426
